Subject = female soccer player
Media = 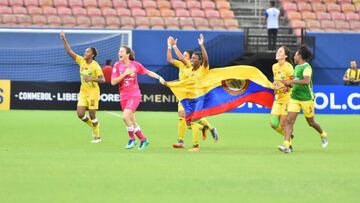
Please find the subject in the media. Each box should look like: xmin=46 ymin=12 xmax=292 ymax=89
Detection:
xmin=280 ymin=46 xmax=328 ymax=153
xmin=270 ymin=46 xmax=294 ymax=147
xmin=166 ymin=36 xmax=217 ymax=149
xmin=60 ymin=31 xmax=105 ymax=143
xmin=111 ymin=45 xmax=165 ymax=150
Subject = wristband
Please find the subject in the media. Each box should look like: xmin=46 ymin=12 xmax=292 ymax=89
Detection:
xmin=172 ymin=45 xmax=177 ymax=48
xmin=168 ymin=45 xmax=172 ymax=49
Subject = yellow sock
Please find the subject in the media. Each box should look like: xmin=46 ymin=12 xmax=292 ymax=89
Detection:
xmin=283 ymin=140 xmax=291 ymax=148
xmin=81 ymin=115 xmax=93 ymax=127
xmin=198 ymin=118 xmax=213 ymax=129
xmin=320 ymin=130 xmax=327 ymax=138
xmin=92 ymin=123 xmax=100 ymax=138
xmin=178 ymin=118 xmax=186 ymax=141
xmin=191 ymin=122 xmax=201 ymax=146
xmin=274 ymin=126 xmax=284 ymax=136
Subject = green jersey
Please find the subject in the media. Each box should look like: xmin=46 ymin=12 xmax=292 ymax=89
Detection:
xmin=291 ymin=63 xmax=314 ymax=101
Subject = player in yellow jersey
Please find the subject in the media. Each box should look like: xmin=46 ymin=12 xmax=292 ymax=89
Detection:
xmin=167 ymin=35 xmax=218 ymax=151
xmin=270 ymin=46 xmax=294 ymax=149
xmin=60 ymin=31 xmax=105 ymax=143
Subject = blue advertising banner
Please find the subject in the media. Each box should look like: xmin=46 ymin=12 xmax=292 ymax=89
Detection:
xmin=230 ymin=85 xmax=360 ymax=114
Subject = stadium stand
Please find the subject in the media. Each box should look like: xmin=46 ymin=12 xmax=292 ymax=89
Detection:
xmin=0 ymin=0 xmax=239 ymax=30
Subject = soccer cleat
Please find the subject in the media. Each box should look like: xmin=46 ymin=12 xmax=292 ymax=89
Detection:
xmin=321 ymin=136 xmax=328 ymax=148
xmin=188 ymin=145 xmax=200 ymax=152
xmin=138 ymin=139 xmax=150 ymax=150
xmin=125 ymin=139 xmax=137 ymax=149
xmin=201 ymin=126 xmax=208 ymax=141
xmin=210 ymin=128 xmax=219 ymax=142
xmin=172 ymin=140 xmax=185 ymax=148
xmin=278 ymin=144 xmax=292 ymax=153
xmin=91 ymin=137 xmax=102 ymax=144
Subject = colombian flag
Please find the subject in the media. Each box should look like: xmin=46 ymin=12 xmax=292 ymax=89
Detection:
xmin=166 ymin=65 xmax=274 ymax=122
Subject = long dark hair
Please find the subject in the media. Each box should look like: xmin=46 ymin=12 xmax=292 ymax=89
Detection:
xmin=90 ymin=47 xmax=97 ymax=60
xmin=121 ymin=45 xmax=135 ymax=61
xmin=281 ymin=46 xmax=293 ymax=65
xmin=297 ymin=45 xmax=312 ymax=61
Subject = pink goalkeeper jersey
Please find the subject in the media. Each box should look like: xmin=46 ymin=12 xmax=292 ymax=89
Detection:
xmin=111 ymin=60 xmax=149 ymax=100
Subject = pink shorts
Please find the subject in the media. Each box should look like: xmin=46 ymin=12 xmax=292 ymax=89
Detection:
xmin=120 ymin=97 xmax=141 ymax=112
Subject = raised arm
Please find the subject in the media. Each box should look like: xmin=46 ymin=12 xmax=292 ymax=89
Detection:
xmin=167 ymin=37 xmax=176 ymax=65
xmin=60 ymin=31 xmax=77 ymax=60
xmin=198 ymin=34 xmax=209 ymax=68
xmin=172 ymin=39 xmax=187 ymax=65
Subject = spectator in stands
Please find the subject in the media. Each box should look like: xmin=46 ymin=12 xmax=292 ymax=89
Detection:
xmin=102 ymin=59 xmax=113 ymax=83
xmin=264 ymin=1 xmax=280 ymax=50
xmin=343 ymin=60 xmax=360 ymax=86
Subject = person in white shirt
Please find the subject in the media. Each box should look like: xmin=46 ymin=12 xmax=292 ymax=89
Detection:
xmin=264 ymin=1 xmax=280 ymax=50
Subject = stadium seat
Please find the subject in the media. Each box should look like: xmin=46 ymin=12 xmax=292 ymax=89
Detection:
xmin=306 ymin=19 xmax=321 ymax=29
xmin=205 ymin=10 xmax=220 ymax=19
xmin=287 ymin=11 xmax=301 ymax=20
xmin=164 ymin=17 xmax=180 ymax=29
xmin=175 ymin=9 xmax=190 ymax=17
xmin=356 ymin=3 xmax=360 ymax=13
xmin=135 ymin=16 xmax=150 ymax=29
xmin=282 ymin=2 xmax=297 ymax=11
xmin=291 ymin=20 xmax=306 ymax=28
xmin=131 ymin=8 xmax=146 ymax=17
xmin=149 ymin=17 xmax=165 ymax=29
xmin=76 ymin=16 xmax=91 ymax=28
xmin=105 ymin=16 xmax=120 ymax=27
xmin=28 ymin=6 xmax=42 ymax=15
xmin=341 ymin=3 xmax=355 ymax=13
xmin=91 ymin=16 xmax=106 ymax=28
xmin=57 ymin=7 xmax=72 ymax=16
xmin=12 ymin=6 xmax=27 ymax=15
xmin=157 ymin=0 xmax=171 ymax=9
xmin=179 ymin=17 xmax=195 ymax=30
xmin=84 ymin=0 xmax=97 ymax=8
xmin=0 ymin=6 xmax=13 ymax=14
xmin=350 ymin=21 xmax=360 ymax=31
xmin=72 ymin=7 xmax=87 ymax=16
xmin=128 ymin=0 xmax=142 ymax=9
xmin=42 ymin=6 xmax=57 ymax=15
xmin=17 ymin=15 xmax=32 ymax=26
xmin=116 ymin=8 xmax=131 ymax=16
xmin=320 ymin=20 xmax=336 ymax=31
xmin=190 ymin=9 xmax=205 ymax=18
xmin=224 ymin=19 xmax=240 ymax=30
xmin=120 ymin=16 xmax=135 ymax=29
xmin=323 ymin=0 xmax=337 ymax=3
xmin=297 ymin=2 xmax=312 ymax=11
xmin=113 ymin=0 xmax=127 ymax=8
xmin=326 ymin=3 xmax=341 ymax=12
xmin=209 ymin=18 xmax=226 ymax=30
xmin=172 ymin=1 xmax=186 ymax=9
xmin=87 ymin=7 xmax=102 ymax=16
xmin=302 ymin=11 xmax=316 ymax=20
xmin=337 ymin=0 xmax=352 ymax=3
xmin=102 ymin=8 xmax=117 ymax=17
xmin=146 ymin=8 xmax=160 ymax=17
xmin=160 ymin=8 xmax=175 ymax=17
xmin=194 ymin=18 xmax=211 ymax=30
xmin=0 ymin=0 xmax=9 ymax=6
xmin=53 ymin=0 xmax=67 ymax=7
xmin=69 ymin=0 xmax=83 ymax=8
xmin=220 ymin=9 xmax=235 ymax=19
xmin=345 ymin=13 xmax=359 ymax=21
xmin=61 ymin=15 xmax=76 ymax=27
xmin=24 ymin=0 xmax=39 ymax=7
xmin=201 ymin=1 xmax=216 ymax=10
xmin=335 ymin=20 xmax=350 ymax=31
xmin=32 ymin=15 xmax=47 ymax=26
xmin=47 ymin=15 xmax=61 ymax=27
xmin=331 ymin=12 xmax=345 ymax=21
xmin=98 ymin=0 xmax=113 ymax=8
xmin=187 ymin=0 xmax=201 ymax=10
xmin=216 ymin=1 xmax=230 ymax=10
xmin=9 ymin=0 xmax=24 ymax=6
xmin=38 ymin=0 xmax=53 ymax=7
xmin=2 ymin=15 xmax=17 ymax=26
xmin=316 ymin=12 xmax=331 ymax=20
xmin=311 ymin=2 xmax=326 ymax=12
xmin=143 ymin=0 xmax=157 ymax=9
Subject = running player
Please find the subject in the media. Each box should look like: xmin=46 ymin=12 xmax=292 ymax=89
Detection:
xmin=60 ymin=31 xmax=105 ymax=143
xmin=279 ymin=46 xmax=328 ymax=153
xmin=111 ymin=45 xmax=165 ymax=150
xmin=166 ymin=36 xmax=217 ymax=149
xmin=270 ymin=46 xmax=294 ymax=147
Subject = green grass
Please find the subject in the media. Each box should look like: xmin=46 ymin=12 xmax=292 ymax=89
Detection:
xmin=0 ymin=110 xmax=359 ymax=203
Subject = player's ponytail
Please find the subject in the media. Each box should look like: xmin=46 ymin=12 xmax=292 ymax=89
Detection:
xmin=121 ymin=45 xmax=135 ymax=61
xmin=281 ymin=46 xmax=293 ymax=65
xmin=90 ymin=47 xmax=97 ymax=60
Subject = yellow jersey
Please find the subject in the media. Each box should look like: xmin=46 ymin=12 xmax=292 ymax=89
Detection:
xmin=272 ymin=61 xmax=294 ymax=103
xmin=345 ymin=68 xmax=359 ymax=80
xmin=75 ymin=55 xmax=103 ymax=93
xmin=190 ymin=64 xmax=210 ymax=79
xmin=173 ymin=59 xmax=192 ymax=81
